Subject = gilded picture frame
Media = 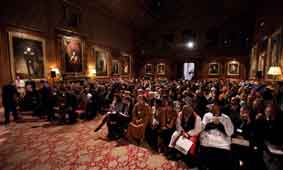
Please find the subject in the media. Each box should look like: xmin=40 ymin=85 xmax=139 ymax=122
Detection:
xmin=62 ymin=36 xmax=84 ymax=74
xmin=8 ymin=31 xmax=47 ymax=80
xmin=249 ymin=45 xmax=258 ymax=79
xmin=227 ymin=61 xmax=240 ymax=76
xmin=120 ymin=52 xmax=131 ymax=76
xmin=269 ymin=28 xmax=282 ymax=66
xmin=156 ymin=63 xmax=166 ymax=75
xmin=94 ymin=46 xmax=110 ymax=78
xmin=208 ymin=62 xmax=220 ymax=76
xmin=112 ymin=59 xmax=120 ymax=75
xmin=145 ymin=64 xmax=153 ymax=74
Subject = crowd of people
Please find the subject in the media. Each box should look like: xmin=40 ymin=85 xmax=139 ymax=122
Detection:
xmin=2 ymin=78 xmax=283 ymax=170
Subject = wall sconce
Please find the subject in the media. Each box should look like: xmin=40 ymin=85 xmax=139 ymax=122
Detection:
xmin=88 ymin=66 xmax=96 ymax=77
xmin=90 ymin=68 xmax=96 ymax=75
xmin=51 ymin=68 xmax=60 ymax=75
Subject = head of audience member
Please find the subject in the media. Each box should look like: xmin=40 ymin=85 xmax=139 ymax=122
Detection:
xmin=148 ymin=91 xmax=155 ymax=100
xmin=26 ymin=84 xmax=33 ymax=92
xmin=252 ymin=98 xmax=264 ymax=114
xmin=231 ymin=97 xmax=239 ymax=105
xmin=196 ymin=89 xmax=203 ymax=97
xmin=137 ymin=89 xmax=144 ymax=95
xmin=211 ymin=102 xmax=221 ymax=116
xmin=182 ymin=105 xmax=194 ymax=119
xmin=115 ymin=94 xmax=122 ymax=104
xmin=264 ymin=104 xmax=277 ymax=121
xmin=247 ymin=94 xmax=255 ymax=106
xmin=240 ymin=106 xmax=252 ymax=124
xmin=9 ymin=80 xmax=16 ymax=86
xmin=137 ymin=95 xmax=145 ymax=105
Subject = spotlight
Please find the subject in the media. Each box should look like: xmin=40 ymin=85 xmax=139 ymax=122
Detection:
xmin=186 ymin=41 xmax=195 ymax=49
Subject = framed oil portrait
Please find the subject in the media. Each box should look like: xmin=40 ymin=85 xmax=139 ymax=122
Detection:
xmin=62 ymin=36 xmax=83 ymax=74
xmin=227 ymin=61 xmax=240 ymax=76
xmin=8 ymin=32 xmax=46 ymax=80
xmin=120 ymin=52 xmax=131 ymax=75
xmin=249 ymin=45 xmax=258 ymax=79
xmin=145 ymin=64 xmax=153 ymax=74
xmin=269 ymin=29 xmax=282 ymax=66
xmin=157 ymin=63 xmax=166 ymax=75
xmin=208 ymin=62 xmax=220 ymax=76
xmin=112 ymin=60 xmax=120 ymax=75
xmin=258 ymin=52 xmax=265 ymax=72
xmin=94 ymin=46 xmax=109 ymax=77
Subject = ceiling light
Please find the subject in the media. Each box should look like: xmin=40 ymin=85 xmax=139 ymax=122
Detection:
xmin=186 ymin=41 xmax=195 ymax=49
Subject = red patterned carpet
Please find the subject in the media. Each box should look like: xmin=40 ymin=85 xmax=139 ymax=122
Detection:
xmin=0 ymin=114 xmax=191 ymax=170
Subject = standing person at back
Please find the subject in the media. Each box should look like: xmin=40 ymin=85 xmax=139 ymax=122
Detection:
xmin=2 ymin=81 xmax=19 ymax=125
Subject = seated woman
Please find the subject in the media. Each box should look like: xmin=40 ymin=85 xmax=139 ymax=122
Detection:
xmin=95 ymin=94 xmax=132 ymax=140
xmin=126 ymin=95 xmax=151 ymax=145
xmin=168 ymin=105 xmax=201 ymax=158
xmin=146 ymin=98 xmax=162 ymax=150
xmin=157 ymin=98 xmax=177 ymax=153
xmin=199 ymin=102 xmax=235 ymax=170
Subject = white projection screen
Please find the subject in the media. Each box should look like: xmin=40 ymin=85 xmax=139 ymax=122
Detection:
xmin=184 ymin=63 xmax=195 ymax=80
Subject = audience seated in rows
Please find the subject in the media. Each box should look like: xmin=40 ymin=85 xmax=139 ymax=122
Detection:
xmin=2 ymin=78 xmax=283 ymax=170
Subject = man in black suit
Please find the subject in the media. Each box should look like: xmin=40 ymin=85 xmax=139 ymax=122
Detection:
xmin=2 ymin=81 xmax=19 ymax=125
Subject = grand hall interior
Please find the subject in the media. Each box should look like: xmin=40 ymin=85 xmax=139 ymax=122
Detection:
xmin=0 ymin=0 xmax=283 ymax=170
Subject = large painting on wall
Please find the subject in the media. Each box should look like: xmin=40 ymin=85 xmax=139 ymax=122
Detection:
xmin=120 ymin=53 xmax=130 ymax=75
xmin=208 ymin=62 xmax=220 ymax=76
xmin=270 ymin=29 xmax=282 ymax=66
xmin=227 ymin=61 xmax=240 ymax=76
xmin=157 ymin=63 xmax=166 ymax=75
xmin=62 ymin=36 xmax=83 ymax=73
xmin=94 ymin=47 xmax=109 ymax=76
xmin=145 ymin=64 xmax=153 ymax=74
xmin=258 ymin=53 xmax=265 ymax=72
xmin=112 ymin=60 xmax=120 ymax=75
xmin=8 ymin=32 xmax=46 ymax=80
xmin=249 ymin=45 xmax=258 ymax=79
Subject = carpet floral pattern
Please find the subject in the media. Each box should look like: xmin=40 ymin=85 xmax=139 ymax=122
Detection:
xmin=0 ymin=117 xmax=189 ymax=170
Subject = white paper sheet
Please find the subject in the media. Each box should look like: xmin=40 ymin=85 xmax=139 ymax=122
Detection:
xmin=175 ymin=136 xmax=193 ymax=155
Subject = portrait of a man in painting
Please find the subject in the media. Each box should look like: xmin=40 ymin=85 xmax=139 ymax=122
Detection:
xmin=208 ymin=62 xmax=220 ymax=75
xmin=157 ymin=63 xmax=166 ymax=75
xmin=270 ymin=29 xmax=282 ymax=65
xmin=95 ymin=48 xmax=108 ymax=76
xmin=121 ymin=54 xmax=130 ymax=75
xmin=227 ymin=61 xmax=240 ymax=76
xmin=112 ymin=60 xmax=120 ymax=75
xmin=9 ymin=32 xmax=46 ymax=79
xmin=63 ymin=37 xmax=83 ymax=73
xmin=145 ymin=64 xmax=153 ymax=74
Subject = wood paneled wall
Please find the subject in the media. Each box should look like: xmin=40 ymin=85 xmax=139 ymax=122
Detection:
xmin=0 ymin=0 xmax=135 ymax=87
xmin=134 ymin=55 xmax=248 ymax=80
